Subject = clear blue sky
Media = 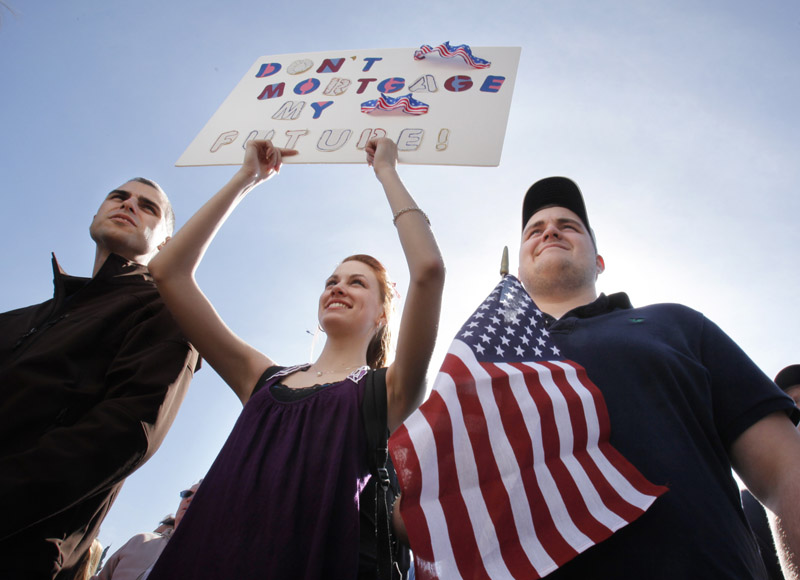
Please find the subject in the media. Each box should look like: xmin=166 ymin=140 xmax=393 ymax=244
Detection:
xmin=1 ymin=0 xmax=798 ymax=556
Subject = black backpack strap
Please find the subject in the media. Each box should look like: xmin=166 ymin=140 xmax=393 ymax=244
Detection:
xmin=362 ymin=367 xmax=393 ymax=580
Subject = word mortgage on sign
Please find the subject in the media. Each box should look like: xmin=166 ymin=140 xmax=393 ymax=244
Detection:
xmin=176 ymin=44 xmax=521 ymax=167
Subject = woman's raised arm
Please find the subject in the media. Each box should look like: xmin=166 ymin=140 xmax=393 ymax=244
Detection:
xmin=366 ymin=138 xmax=446 ymax=432
xmin=148 ymin=141 xmax=298 ymax=404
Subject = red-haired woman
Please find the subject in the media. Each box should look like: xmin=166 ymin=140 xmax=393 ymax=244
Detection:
xmin=147 ymin=138 xmax=444 ymax=579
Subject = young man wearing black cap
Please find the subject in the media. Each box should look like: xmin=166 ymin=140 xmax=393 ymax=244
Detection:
xmin=516 ymin=177 xmax=800 ymax=579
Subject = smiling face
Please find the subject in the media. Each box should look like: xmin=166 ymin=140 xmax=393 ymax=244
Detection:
xmin=318 ymin=260 xmax=386 ymax=340
xmin=89 ymin=180 xmax=170 ymax=266
xmin=519 ymin=205 xmax=604 ymax=299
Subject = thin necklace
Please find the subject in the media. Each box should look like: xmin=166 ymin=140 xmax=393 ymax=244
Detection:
xmin=310 ymin=365 xmax=358 ymax=377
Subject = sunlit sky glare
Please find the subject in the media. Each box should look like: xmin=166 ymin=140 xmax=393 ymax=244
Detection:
xmin=1 ymin=0 xmax=798 ymax=555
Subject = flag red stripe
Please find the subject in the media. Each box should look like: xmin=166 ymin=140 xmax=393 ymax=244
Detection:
xmin=516 ymin=363 xmax=616 ymax=544
xmin=542 ymin=362 xmax=589 ymax=451
xmin=543 ymin=362 xmax=667 ymax=520
xmin=556 ymin=364 xmax=660 ymax=522
xmin=484 ymin=363 xmax=580 ymax=569
xmin=389 ymin=423 xmax=437 ymax=572
xmin=570 ymin=366 xmax=669 ymax=499
xmin=572 ymin=447 xmax=649 ymax=522
xmin=430 ymin=356 xmax=492 ymax=579
xmin=447 ymin=357 xmax=541 ymax=578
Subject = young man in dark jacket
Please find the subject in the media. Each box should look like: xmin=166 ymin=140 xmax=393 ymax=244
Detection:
xmin=0 ymin=178 xmax=200 ymax=579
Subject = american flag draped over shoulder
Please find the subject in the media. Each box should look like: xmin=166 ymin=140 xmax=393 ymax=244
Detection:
xmin=389 ymin=276 xmax=667 ymax=579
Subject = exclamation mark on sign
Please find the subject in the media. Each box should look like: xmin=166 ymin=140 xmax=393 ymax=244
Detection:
xmin=436 ymin=129 xmax=450 ymax=151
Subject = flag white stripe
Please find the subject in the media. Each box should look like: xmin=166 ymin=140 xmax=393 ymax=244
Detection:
xmin=552 ymin=361 xmax=660 ymax=510
xmin=532 ymin=362 xmax=629 ymax=531
xmin=436 ymin=364 xmax=511 ymax=578
xmin=586 ymin=446 xmax=660 ymax=510
xmin=452 ymin=340 xmax=556 ymax=575
xmin=403 ymin=392 xmax=459 ymax=579
xmin=552 ymin=361 xmax=602 ymax=447
xmin=501 ymin=363 xmax=594 ymax=553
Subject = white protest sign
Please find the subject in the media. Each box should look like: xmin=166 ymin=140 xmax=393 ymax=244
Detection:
xmin=176 ymin=44 xmax=521 ymax=167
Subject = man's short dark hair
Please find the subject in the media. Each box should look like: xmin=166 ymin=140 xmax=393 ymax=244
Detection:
xmin=128 ymin=177 xmax=175 ymax=236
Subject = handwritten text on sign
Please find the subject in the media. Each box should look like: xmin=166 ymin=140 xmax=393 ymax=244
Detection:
xmin=176 ymin=46 xmax=521 ymax=167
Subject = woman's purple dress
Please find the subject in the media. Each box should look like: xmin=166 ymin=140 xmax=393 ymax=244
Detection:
xmin=148 ymin=365 xmax=372 ymax=579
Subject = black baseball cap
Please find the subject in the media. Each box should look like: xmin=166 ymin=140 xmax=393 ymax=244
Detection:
xmin=775 ymin=365 xmax=800 ymax=390
xmin=522 ymin=177 xmax=592 ymax=236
